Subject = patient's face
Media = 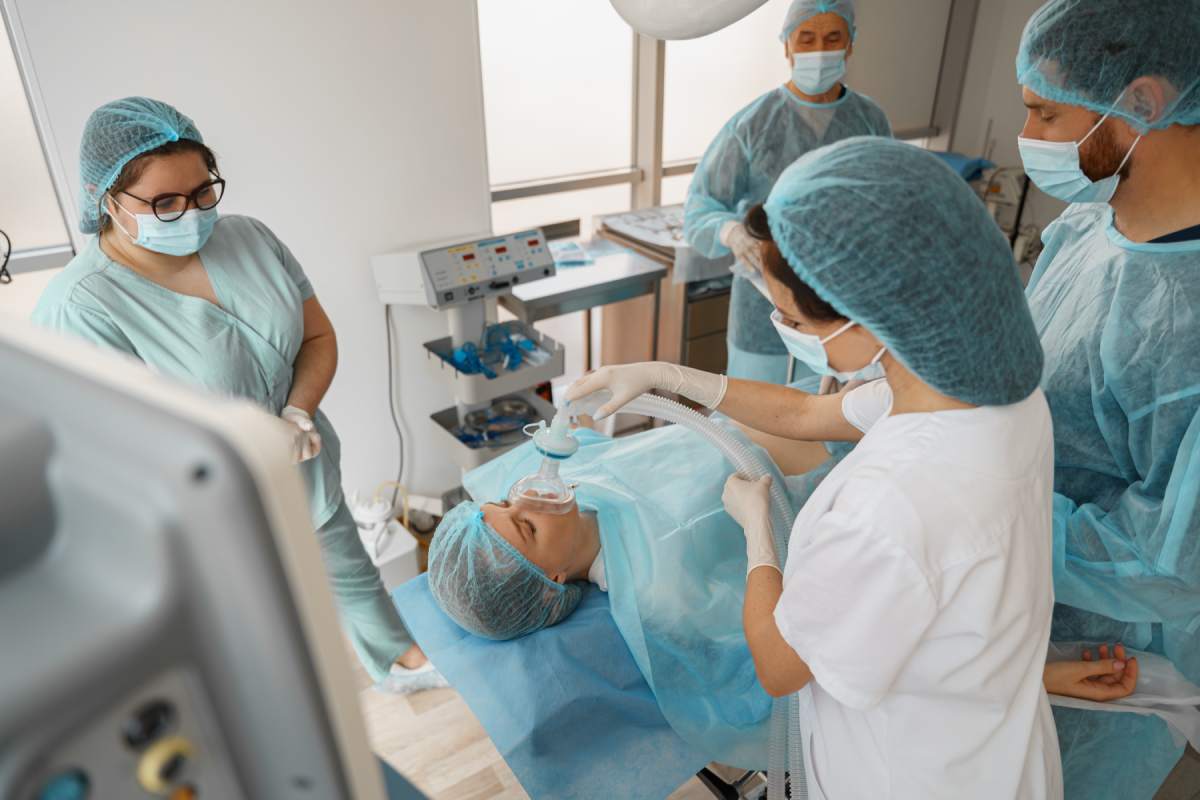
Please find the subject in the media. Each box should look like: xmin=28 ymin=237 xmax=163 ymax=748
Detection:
xmin=482 ymin=500 xmax=586 ymax=584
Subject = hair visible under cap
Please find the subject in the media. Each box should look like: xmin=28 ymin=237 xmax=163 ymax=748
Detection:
xmin=743 ymin=203 xmax=844 ymax=323
xmin=98 ymin=139 xmax=220 ymax=233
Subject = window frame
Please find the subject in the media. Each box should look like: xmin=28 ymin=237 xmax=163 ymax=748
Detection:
xmin=1 ymin=3 xmax=75 ymax=273
xmin=487 ymin=1 xmax=980 ymax=216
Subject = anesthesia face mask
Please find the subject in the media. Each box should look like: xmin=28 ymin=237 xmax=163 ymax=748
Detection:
xmin=507 ymin=406 xmax=580 ymax=515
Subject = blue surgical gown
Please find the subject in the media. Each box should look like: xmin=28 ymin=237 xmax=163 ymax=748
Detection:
xmin=683 ymin=85 xmax=892 ymax=382
xmin=32 ymin=215 xmax=411 ymax=681
xmin=1027 ymin=203 xmax=1200 ymax=797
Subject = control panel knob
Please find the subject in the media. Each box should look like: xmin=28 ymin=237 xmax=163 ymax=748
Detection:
xmin=37 ymin=769 xmax=90 ymax=800
xmin=137 ymin=736 xmax=195 ymax=795
xmin=123 ymin=699 xmax=176 ymax=750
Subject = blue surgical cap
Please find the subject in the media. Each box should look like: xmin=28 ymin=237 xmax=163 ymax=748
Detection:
xmin=427 ymin=501 xmax=583 ymax=641
xmin=78 ymin=97 xmax=204 ymax=234
xmin=779 ymin=0 xmax=856 ymax=43
xmin=1017 ymin=0 xmax=1200 ymax=131
xmin=763 ymin=137 xmax=1044 ymax=406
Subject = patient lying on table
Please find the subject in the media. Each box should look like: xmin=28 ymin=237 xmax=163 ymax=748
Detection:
xmin=427 ymin=420 xmax=1143 ymax=770
xmin=429 ymin=421 xmax=776 ymax=768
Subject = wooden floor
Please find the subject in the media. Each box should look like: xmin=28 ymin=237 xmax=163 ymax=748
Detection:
xmin=348 ymin=640 xmax=1200 ymax=800
xmin=346 ymin=641 xmax=721 ymax=799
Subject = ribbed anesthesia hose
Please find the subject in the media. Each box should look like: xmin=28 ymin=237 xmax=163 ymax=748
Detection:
xmin=615 ymin=393 xmax=808 ymax=799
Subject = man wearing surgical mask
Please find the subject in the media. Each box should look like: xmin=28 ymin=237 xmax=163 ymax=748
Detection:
xmin=1014 ymin=0 xmax=1200 ymax=795
xmin=683 ymin=0 xmax=891 ymax=386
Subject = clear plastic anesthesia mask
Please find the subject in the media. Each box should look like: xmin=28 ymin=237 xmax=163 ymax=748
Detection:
xmin=507 ymin=406 xmax=580 ymax=515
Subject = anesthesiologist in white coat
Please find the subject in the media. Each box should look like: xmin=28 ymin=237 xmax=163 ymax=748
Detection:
xmin=569 ymin=137 xmax=1086 ymax=797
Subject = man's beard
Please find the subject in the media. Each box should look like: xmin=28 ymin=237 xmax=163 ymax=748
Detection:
xmin=1080 ymin=120 xmax=1134 ymax=182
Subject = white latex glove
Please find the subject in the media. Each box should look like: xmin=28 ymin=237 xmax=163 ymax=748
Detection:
xmin=721 ymin=221 xmax=764 ymax=274
xmin=722 ymin=474 xmax=780 ymax=576
xmin=281 ymin=405 xmax=322 ymax=463
xmin=565 ymin=361 xmax=728 ymax=421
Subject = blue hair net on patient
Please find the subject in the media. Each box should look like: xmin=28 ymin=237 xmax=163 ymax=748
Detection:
xmin=453 ymin=425 xmax=779 ymax=770
xmin=427 ymin=501 xmax=582 ymax=641
xmin=779 ymin=0 xmax=856 ymax=42
xmin=764 ymin=137 xmax=1044 ymax=406
xmin=78 ymin=97 xmax=204 ymax=234
xmin=1017 ymin=0 xmax=1200 ymax=130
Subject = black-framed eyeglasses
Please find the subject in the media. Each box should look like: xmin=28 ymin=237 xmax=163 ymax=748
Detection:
xmin=0 ymin=228 xmax=11 ymax=285
xmin=118 ymin=177 xmax=226 ymax=223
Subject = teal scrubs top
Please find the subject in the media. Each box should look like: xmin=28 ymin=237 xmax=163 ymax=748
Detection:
xmin=32 ymin=215 xmax=343 ymax=528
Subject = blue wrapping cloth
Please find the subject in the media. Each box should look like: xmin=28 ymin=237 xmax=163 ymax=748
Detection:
xmin=461 ymin=424 xmax=778 ymax=770
xmin=1026 ymin=202 xmax=1200 ymax=796
xmin=393 ymin=576 xmax=704 ymax=800
xmin=930 ymin=151 xmax=995 ymax=183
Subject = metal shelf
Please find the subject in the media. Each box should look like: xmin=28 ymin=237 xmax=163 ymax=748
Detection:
xmin=423 ymin=321 xmax=564 ymax=406
xmin=429 ymin=390 xmax=556 ymax=471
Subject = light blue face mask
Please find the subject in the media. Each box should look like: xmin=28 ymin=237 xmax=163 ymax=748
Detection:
xmin=770 ymin=310 xmax=886 ymax=382
xmin=1017 ymin=109 xmax=1142 ymax=204
xmin=110 ymin=198 xmax=218 ymax=257
xmin=790 ymin=49 xmax=846 ymax=96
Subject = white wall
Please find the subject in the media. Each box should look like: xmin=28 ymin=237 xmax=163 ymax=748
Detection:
xmin=952 ymin=0 xmax=1065 ymax=230
xmin=4 ymin=0 xmax=493 ymax=498
xmin=848 ymin=0 xmax=953 ymax=133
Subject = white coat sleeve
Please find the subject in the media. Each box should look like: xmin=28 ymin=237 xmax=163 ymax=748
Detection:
xmin=840 ymin=379 xmax=894 ymax=433
xmin=774 ymin=503 xmax=937 ymax=710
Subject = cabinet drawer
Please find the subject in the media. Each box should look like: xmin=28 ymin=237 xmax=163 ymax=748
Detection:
xmin=684 ymin=331 xmax=727 ymax=373
xmin=686 ymin=294 xmax=730 ymax=339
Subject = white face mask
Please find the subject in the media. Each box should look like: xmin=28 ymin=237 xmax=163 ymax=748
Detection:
xmin=109 ymin=196 xmax=218 ymax=256
xmin=770 ymin=310 xmax=886 ymax=382
xmin=1017 ymin=101 xmax=1142 ymax=205
xmin=790 ymin=49 xmax=847 ymax=95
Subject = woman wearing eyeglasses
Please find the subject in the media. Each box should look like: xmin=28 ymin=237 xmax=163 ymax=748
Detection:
xmin=33 ymin=97 xmax=445 ymax=693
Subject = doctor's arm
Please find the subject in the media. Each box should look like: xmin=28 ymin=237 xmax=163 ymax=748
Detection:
xmin=286 ymin=296 xmax=338 ymax=415
xmin=718 ymin=378 xmax=863 ymax=442
xmin=683 ymin=122 xmax=751 ymax=258
xmin=1044 ymin=644 xmax=1138 ymax=701
xmin=744 ymin=567 xmax=814 ymax=697
xmin=1050 ymin=402 xmax=1200 ymax=626
xmin=566 ymin=363 xmax=862 ymax=443
xmin=723 ymin=475 xmax=813 ymax=696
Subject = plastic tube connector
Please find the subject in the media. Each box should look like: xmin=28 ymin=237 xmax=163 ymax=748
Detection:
xmin=528 ymin=409 xmax=579 ymax=460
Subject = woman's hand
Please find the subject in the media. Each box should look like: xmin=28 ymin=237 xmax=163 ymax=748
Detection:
xmin=722 ymin=222 xmax=764 ymax=273
xmin=282 ymin=405 xmax=322 ymax=463
xmin=722 ymin=474 xmax=778 ymax=575
xmin=565 ymin=362 xmax=726 ymax=421
xmin=1044 ymin=643 xmax=1138 ymax=702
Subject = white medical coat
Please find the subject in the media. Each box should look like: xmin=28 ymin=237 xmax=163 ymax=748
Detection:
xmin=775 ymin=381 xmax=1063 ymax=799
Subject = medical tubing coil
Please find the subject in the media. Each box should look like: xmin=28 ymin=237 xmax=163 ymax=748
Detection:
xmin=620 ymin=394 xmax=808 ymax=799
